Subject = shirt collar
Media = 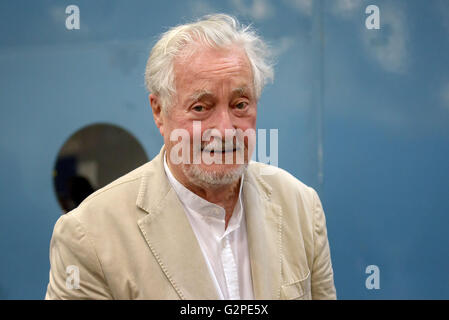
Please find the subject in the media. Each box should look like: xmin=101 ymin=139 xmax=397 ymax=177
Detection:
xmin=163 ymin=152 xmax=244 ymax=235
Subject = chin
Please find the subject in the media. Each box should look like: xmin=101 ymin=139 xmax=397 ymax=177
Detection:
xmin=183 ymin=163 xmax=247 ymax=188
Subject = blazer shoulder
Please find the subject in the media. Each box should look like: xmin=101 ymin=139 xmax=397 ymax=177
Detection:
xmin=247 ymin=161 xmax=316 ymax=203
xmin=63 ymin=161 xmax=153 ymax=224
xmin=81 ymin=161 xmax=151 ymax=204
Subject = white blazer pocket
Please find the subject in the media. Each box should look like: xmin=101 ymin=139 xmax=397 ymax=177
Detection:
xmin=281 ymin=271 xmax=312 ymax=300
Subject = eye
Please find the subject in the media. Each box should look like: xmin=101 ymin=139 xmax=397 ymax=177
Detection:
xmin=192 ymin=105 xmax=205 ymax=112
xmin=235 ymin=102 xmax=248 ymax=110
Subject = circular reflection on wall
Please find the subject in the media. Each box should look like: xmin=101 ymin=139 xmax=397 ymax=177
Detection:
xmin=53 ymin=123 xmax=149 ymax=213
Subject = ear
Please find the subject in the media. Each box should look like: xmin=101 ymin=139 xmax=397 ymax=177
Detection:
xmin=149 ymin=93 xmax=165 ymax=137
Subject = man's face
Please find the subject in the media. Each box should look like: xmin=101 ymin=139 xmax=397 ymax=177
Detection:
xmin=158 ymin=44 xmax=257 ymax=188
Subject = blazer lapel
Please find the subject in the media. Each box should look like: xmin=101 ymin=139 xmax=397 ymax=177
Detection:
xmin=244 ymin=170 xmax=283 ymax=299
xmin=136 ymin=148 xmax=220 ymax=300
xmin=135 ymin=147 xmax=283 ymax=300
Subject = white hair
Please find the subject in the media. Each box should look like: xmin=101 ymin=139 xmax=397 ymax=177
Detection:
xmin=144 ymin=14 xmax=274 ymax=112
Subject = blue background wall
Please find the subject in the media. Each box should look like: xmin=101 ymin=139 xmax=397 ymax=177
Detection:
xmin=0 ymin=0 xmax=448 ymax=299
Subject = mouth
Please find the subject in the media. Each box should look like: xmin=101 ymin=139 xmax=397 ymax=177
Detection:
xmin=201 ymin=147 xmax=239 ymax=153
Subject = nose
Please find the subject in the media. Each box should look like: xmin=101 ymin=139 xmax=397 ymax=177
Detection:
xmin=213 ymin=107 xmax=236 ymax=138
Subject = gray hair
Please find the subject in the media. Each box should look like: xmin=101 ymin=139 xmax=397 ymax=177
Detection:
xmin=144 ymin=14 xmax=274 ymax=112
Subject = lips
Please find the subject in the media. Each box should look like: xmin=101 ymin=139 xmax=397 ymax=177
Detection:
xmin=201 ymin=146 xmax=240 ymax=153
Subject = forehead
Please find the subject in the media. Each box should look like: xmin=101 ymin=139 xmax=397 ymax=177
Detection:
xmin=173 ymin=44 xmax=253 ymax=93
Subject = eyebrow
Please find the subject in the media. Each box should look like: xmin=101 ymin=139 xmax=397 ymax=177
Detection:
xmin=187 ymin=86 xmax=251 ymax=103
xmin=188 ymin=89 xmax=214 ymax=102
xmin=231 ymin=86 xmax=250 ymax=98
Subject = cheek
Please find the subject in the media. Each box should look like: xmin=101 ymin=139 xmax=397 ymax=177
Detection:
xmin=244 ymin=105 xmax=257 ymax=127
xmin=164 ymin=114 xmax=191 ymax=135
xmin=237 ymin=115 xmax=257 ymax=132
xmin=238 ymin=115 xmax=257 ymax=151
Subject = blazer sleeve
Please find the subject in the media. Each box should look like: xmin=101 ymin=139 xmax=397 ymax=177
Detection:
xmin=45 ymin=211 xmax=113 ymax=300
xmin=310 ymin=188 xmax=337 ymax=300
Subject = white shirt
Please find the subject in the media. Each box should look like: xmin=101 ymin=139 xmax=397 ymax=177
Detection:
xmin=163 ymin=154 xmax=254 ymax=300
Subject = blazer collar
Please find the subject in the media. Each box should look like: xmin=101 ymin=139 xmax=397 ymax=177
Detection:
xmin=243 ymin=165 xmax=283 ymax=299
xmin=136 ymin=146 xmax=282 ymax=299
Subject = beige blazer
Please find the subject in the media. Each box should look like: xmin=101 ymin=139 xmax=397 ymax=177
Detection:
xmin=45 ymin=146 xmax=336 ymax=300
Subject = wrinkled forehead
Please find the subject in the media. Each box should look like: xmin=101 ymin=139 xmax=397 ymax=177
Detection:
xmin=173 ymin=43 xmax=254 ymax=93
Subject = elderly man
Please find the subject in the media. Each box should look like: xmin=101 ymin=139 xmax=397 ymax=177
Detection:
xmin=45 ymin=14 xmax=336 ymax=300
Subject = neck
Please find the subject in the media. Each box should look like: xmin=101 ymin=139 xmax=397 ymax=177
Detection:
xmin=167 ymin=160 xmax=242 ymax=228
xmin=196 ymin=179 xmax=241 ymax=207
xmin=170 ymin=162 xmax=242 ymax=206
xmin=187 ymin=177 xmax=242 ymax=230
